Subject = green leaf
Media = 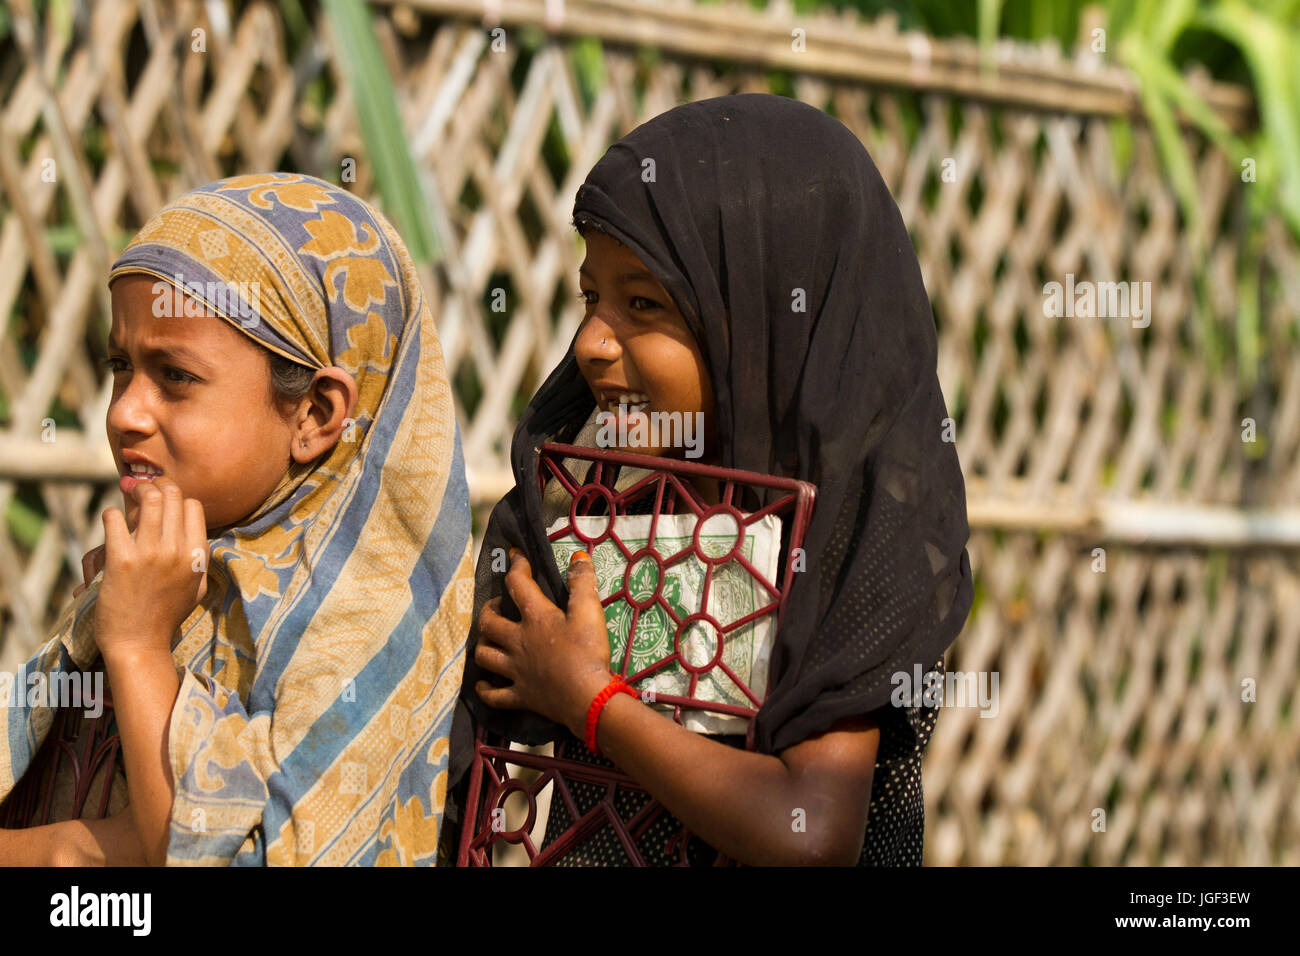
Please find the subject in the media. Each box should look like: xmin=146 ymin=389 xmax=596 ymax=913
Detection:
xmin=322 ymin=0 xmax=442 ymax=265
xmin=1197 ymin=1 xmax=1300 ymax=237
xmin=977 ymin=0 xmax=1003 ymax=73
xmin=1121 ymin=38 xmax=1204 ymax=244
xmin=6 ymin=498 xmax=45 ymax=550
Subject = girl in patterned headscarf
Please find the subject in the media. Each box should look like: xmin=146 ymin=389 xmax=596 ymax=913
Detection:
xmin=0 ymin=173 xmax=475 ymax=865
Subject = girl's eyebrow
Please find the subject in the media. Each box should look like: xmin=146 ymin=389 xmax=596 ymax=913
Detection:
xmin=106 ymin=334 xmax=215 ymax=373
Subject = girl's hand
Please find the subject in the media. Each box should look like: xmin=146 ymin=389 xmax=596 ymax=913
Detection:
xmin=94 ymin=476 xmax=208 ymax=663
xmin=475 ymin=550 xmax=614 ymax=737
xmin=72 ymin=544 xmax=106 ymax=597
xmin=49 ymin=808 xmax=150 ymax=867
xmin=0 ymin=807 xmax=147 ymax=866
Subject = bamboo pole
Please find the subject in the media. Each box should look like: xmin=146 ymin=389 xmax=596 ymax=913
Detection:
xmin=375 ymin=0 xmax=1254 ymax=129
xmin=0 ymin=436 xmax=118 ymax=482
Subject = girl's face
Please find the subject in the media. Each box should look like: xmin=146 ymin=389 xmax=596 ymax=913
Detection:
xmin=575 ymin=230 xmax=716 ymax=462
xmin=106 ymin=274 xmax=299 ymax=532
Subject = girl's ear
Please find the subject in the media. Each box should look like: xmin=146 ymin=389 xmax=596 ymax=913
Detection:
xmin=290 ymin=367 xmax=359 ymax=464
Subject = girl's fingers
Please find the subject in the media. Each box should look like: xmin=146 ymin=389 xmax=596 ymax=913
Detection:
xmin=184 ymin=497 xmax=209 ymax=603
xmin=131 ymin=481 xmax=164 ymax=542
xmin=503 ymin=549 xmax=546 ymax=619
xmin=475 ymin=680 xmax=526 ymax=711
xmin=477 ymin=600 xmax=518 ymax=649
xmin=183 ymin=498 xmax=207 ymax=568
xmin=154 ymin=477 xmax=184 ymax=546
xmin=473 ymin=640 xmax=513 ymax=679
xmin=102 ymin=507 xmax=131 ymax=556
xmin=564 ymin=550 xmax=603 ymax=628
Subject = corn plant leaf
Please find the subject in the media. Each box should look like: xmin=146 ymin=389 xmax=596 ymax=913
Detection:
xmin=322 ymin=0 xmax=442 ymax=265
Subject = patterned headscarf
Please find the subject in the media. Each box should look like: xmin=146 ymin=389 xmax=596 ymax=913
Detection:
xmin=0 ymin=173 xmax=475 ymax=865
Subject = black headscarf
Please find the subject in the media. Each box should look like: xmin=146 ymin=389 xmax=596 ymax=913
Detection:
xmin=450 ymin=93 xmax=973 ymax=785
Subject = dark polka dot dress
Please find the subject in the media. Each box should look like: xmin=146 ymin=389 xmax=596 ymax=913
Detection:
xmin=858 ymin=655 xmax=945 ymax=866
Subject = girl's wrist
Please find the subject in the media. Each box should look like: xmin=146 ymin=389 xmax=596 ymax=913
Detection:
xmin=98 ymin=636 xmax=173 ymax=670
xmin=568 ymin=669 xmax=620 ymax=738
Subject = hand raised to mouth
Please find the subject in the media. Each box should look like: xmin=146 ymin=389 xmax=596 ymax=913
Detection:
xmin=95 ymin=475 xmax=209 ymax=659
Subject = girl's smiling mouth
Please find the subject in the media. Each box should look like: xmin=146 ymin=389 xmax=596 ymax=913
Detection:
xmin=120 ymin=451 xmax=163 ymax=493
xmin=593 ymin=383 xmax=651 ymax=413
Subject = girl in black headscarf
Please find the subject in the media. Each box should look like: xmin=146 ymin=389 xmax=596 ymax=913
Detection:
xmin=445 ymin=93 xmax=973 ymax=866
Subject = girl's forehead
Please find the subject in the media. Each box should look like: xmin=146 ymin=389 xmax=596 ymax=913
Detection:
xmin=109 ymin=284 xmax=254 ymax=356
xmin=109 ymin=310 xmax=235 ymax=349
xmin=581 ymin=230 xmax=634 ymax=258
xmin=579 ymin=232 xmax=661 ymax=279
xmin=111 ymin=273 xmax=230 ymax=320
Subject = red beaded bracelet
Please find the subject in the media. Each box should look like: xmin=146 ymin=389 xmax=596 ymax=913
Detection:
xmin=584 ymin=677 xmax=639 ymax=755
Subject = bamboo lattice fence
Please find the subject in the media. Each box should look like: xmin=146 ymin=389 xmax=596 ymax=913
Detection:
xmin=0 ymin=0 xmax=1296 ymax=865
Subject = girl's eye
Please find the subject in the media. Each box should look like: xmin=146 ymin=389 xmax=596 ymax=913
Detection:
xmin=102 ymin=356 xmax=129 ymax=373
xmin=162 ymin=366 xmax=198 ymax=385
xmin=577 ymin=290 xmax=662 ymax=311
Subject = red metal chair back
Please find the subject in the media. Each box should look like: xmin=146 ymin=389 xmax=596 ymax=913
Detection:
xmin=0 ymin=680 xmax=121 ymax=826
xmin=457 ymin=443 xmax=816 ymax=865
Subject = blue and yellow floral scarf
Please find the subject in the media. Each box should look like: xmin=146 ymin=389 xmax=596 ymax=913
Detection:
xmin=0 ymin=173 xmax=475 ymax=865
